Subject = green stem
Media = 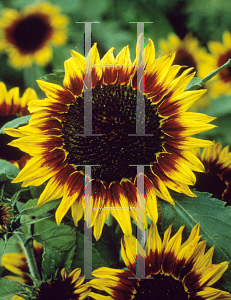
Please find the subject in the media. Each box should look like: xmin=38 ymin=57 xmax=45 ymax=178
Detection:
xmin=188 ymin=58 xmax=231 ymax=91
xmin=23 ymin=63 xmax=38 ymax=91
xmin=17 ymin=232 xmax=41 ymax=282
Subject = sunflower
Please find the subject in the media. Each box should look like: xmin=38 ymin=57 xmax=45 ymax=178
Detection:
xmin=5 ymin=37 xmax=215 ymax=240
xmin=0 ymin=82 xmax=37 ymax=169
xmin=0 ymin=81 xmax=37 ymax=117
xmin=192 ymin=142 xmax=231 ymax=205
xmin=1 ymin=240 xmax=90 ymax=300
xmin=35 ymin=268 xmax=90 ymax=300
xmin=0 ymin=203 xmax=12 ymax=232
xmin=158 ymin=32 xmax=210 ymax=110
xmin=88 ymin=223 xmax=231 ymax=300
xmin=199 ymin=31 xmax=231 ymax=98
xmin=0 ymin=2 xmax=69 ymax=69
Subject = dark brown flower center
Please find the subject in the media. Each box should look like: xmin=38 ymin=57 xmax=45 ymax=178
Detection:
xmin=61 ymin=84 xmax=163 ymax=185
xmin=36 ymin=277 xmax=79 ymax=300
xmin=174 ymin=47 xmax=197 ymax=75
xmin=217 ymin=49 xmax=231 ymax=83
xmin=8 ymin=15 xmax=51 ymax=52
xmin=194 ymin=171 xmax=228 ymax=202
xmin=134 ymin=273 xmax=188 ymax=300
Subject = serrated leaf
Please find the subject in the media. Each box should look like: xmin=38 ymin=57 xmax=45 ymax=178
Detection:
xmin=0 ymin=278 xmax=26 ymax=299
xmin=42 ymin=246 xmax=63 ymax=280
xmin=42 ymin=243 xmax=76 ymax=280
xmin=34 ymin=224 xmax=76 ymax=252
xmin=22 ymin=198 xmax=59 ymax=216
xmin=0 ymin=115 xmax=31 ymax=134
xmin=160 ymin=190 xmax=231 ymax=291
xmin=40 ymin=70 xmax=65 ymax=86
xmin=72 ymin=230 xmax=107 ymax=275
xmin=0 ymin=160 xmax=19 ymax=177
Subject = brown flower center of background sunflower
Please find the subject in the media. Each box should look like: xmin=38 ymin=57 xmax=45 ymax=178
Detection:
xmin=134 ymin=273 xmax=188 ymax=300
xmin=217 ymin=50 xmax=231 ymax=83
xmin=62 ymin=84 xmax=163 ymax=185
xmin=36 ymin=277 xmax=78 ymax=300
xmin=9 ymin=15 xmax=51 ymax=52
xmin=194 ymin=171 xmax=227 ymax=201
xmin=174 ymin=47 xmax=197 ymax=75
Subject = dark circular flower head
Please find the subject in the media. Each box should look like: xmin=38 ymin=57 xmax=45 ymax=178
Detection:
xmin=159 ymin=33 xmax=202 ymax=74
xmin=88 ymin=223 xmax=231 ymax=300
xmin=192 ymin=142 xmax=231 ymax=204
xmin=5 ymin=37 xmax=215 ymax=240
xmin=0 ymin=203 xmax=12 ymax=232
xmin=199 ymin=31 xmax=231 ymax=98
xmin=0 ymin=2 xmax=69 ymax=68
xmin=36 ymin=268 xmax=90 ymax=300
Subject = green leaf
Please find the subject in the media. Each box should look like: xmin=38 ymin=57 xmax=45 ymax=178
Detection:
xmin=185 ymin=77 xmax=201 ymax=91
xmin=0 ymin=160 xmax=19 ymax=177
xmin=160 ymin=191 xmax=231 ymax=291
xmin=42 ymin=243 xmax=76 ymax=280
xmin=40 ymin=69 xmax=65 ymax=86
xmin=34 ymin=224 xmax=76 ymax=252
xmin=0 ymin=278 xmax=26 ymax=299
xmin=92 ymin=224 xmax=119 ymax=267
xmin=22 ymin=198 xmax=60 ymax=216
xmin=0 ymin=115 xmax=31 ymax=134
xmin=72 ymin=230 xmax=107 ymax=273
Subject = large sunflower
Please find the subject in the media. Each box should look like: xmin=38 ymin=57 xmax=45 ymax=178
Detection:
xmin=88 ymin=223 xmax=231 ymax=300
xmin=192 ymin=142 xmax=231 ymax=205
xmin=158 ymin=33 xmax=210 ymax=110
xmin=199 ymin=31 xmax=231 ymax=98
xmin=0 ymin=82 xmax=37 ymax=169
xmin=0 ymin=2 xmax=69 ymax=68
xmin=5 ymin=38 xmax=215 ymax=240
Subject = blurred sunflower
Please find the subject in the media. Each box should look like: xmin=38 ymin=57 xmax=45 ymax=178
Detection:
xmin=192 ymin=142 xmax=231 ymax=205
xmin=89 ymin=223 xmax=231 ymax=300
xmin=199 ymin=31 xmax=231 ymax=98
xmin=1 ymin=240 xmax=90 ymax=300
xmin=0 ymin=2 xmax=69 ymax=69
xmin=0 ymin=203 xmax=12 ymax=232
xmin=158 ymin=33 xmax=210 ymax=110
xmin=1 ymin=239 xmax=43 ymax=297
xmin=0 ymin=82 xmax=37 ymax=169
xmin=5 ymin=37 xmax=215 ymax=240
